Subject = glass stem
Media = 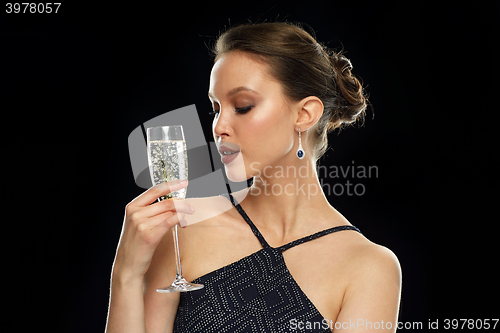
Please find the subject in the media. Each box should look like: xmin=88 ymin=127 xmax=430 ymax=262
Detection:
xmin=171 ymin=225 xmax=183 ymax=279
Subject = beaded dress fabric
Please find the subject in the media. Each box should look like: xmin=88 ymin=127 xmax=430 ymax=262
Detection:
xmin=173 ymin=193 xmax=361 ymax=333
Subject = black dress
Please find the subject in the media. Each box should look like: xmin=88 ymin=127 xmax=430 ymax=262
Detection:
xmin=173 ymin=193 xmax=361 ymax=333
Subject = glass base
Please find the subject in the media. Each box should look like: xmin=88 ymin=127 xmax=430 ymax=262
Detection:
xmin=156 ymin=276 xmax=204 ymax=293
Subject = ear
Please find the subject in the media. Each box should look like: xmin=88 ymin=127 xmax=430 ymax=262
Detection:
xmin=295 ymin=96 xmax=324 ymax=131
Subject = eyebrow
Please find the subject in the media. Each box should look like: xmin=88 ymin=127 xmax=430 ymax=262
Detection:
xmin=208 ymin=86 xmax=259 ymax=99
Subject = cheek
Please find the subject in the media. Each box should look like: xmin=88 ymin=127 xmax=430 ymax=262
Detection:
xmin=243 ymin=104 xmax=294 ymax=161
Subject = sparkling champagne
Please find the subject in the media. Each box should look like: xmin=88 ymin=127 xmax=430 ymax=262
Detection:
xmin=148 ymin=140 xmax=188 ymax=200
xmin=147 ymin=125 xmax=203 ymax=293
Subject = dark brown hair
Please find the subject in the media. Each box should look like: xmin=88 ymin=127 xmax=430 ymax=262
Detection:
xmin=213 ymin=22 xmax=368 ymax=161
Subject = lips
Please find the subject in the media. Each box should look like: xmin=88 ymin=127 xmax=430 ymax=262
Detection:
xmin=218 ymin=143 xmax=241 ymax=164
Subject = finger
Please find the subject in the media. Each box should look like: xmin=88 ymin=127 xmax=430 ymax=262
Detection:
xmin=132 ymin=179 xmax=188 ymax=207
xmin=148 ymin=211 xmax=186 ymax=230
xmin=143 ymin=198 xmax=195 ymax=218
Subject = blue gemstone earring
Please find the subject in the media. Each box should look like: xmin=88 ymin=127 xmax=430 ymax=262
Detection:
xmin=296 ymin=128 xmax=305 ymax=159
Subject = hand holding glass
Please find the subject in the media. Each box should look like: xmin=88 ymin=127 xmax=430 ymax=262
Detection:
xmin=147 ymin=125 xmax=203 ymax=293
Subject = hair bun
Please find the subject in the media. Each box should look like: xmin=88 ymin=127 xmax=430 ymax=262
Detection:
xmin=329 ymin=53 xmax=367 ymax=128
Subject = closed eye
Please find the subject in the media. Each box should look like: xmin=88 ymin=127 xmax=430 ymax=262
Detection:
xmin=235 ymin=105 xmax=254 ymax=114
xmin=209 ymin=105 xmax=254 ymax=116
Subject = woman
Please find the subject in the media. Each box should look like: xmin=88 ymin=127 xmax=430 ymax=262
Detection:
xmin=106 ymin=22 xmax=401 ymax=333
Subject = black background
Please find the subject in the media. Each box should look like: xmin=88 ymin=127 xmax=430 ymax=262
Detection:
xmin=2 ymin=1 xmax=499 ymax=332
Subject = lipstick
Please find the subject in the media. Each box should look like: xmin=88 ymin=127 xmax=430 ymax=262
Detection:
xmin=218 ymin=143 xmax=241 ymax=164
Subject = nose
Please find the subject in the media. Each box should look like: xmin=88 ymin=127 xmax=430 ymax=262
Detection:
xmin=212 ymin=109 xmax=232 ymax=141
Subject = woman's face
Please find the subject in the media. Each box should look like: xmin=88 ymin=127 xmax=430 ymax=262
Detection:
xmin=209 ymin=51 xmax=297 ymax=182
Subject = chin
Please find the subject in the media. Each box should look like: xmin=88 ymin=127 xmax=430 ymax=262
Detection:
xmin=224 ymin=153 xmax=248 ymax=182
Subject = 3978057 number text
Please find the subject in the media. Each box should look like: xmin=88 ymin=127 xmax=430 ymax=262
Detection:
xmin=6 ymin=3 xmax=61 ymax=13
xmin=443 ymin=319 xmax=499 ymax=330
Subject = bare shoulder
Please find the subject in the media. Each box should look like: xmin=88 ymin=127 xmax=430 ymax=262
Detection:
xmin=320 ymin=206 xmax=400 ymax=279
xmin=330 ymin=231 xmax=402 ymax=328
xmin=360 ymin=240 xmax=399 ymax=278
xmin=342 ymin=231 xmax=401 ymax=285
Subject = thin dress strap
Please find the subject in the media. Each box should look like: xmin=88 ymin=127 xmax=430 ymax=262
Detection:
xmin=225 ymin=193 xmax=271 ymax=248
xmin=224 ymin=193 xmax=361 ymax=252
xmin=277 ymin=225 xmax=361 ymax=252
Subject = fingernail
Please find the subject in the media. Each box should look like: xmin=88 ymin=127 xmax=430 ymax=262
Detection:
xmin=190 ymin=205 xmax=195 ymax=213
xmin=180 ymin=219 xmax=187 ymax=228
xmin=180 ymin=179 xmax=188 ymax=185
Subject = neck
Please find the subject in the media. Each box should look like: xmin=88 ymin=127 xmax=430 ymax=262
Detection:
xmin=242 ymin=158 xmax=331 ymax=237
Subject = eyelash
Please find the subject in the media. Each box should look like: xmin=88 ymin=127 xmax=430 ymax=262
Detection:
xmin=209 ymin=105 xmax=254 ymax=116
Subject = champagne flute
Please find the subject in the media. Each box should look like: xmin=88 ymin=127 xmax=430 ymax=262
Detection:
xmin=147 ymin=125 xmax=204 ymax=293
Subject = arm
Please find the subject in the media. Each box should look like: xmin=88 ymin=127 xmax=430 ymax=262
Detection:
xmin=106 ymin=269 xmax=147 ymax=332
xmin=333 ymin=245 xmax=401 ymax=333
xmin=105 ymin=180 xmax=193 ymax=333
